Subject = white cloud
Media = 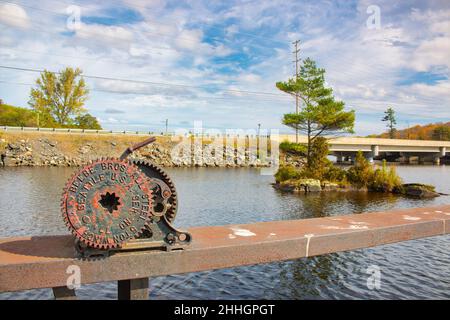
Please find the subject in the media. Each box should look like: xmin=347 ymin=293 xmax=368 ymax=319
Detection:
xmin=409 ymin=81 xmax=450 ymax=99
xmin=172 ymin=29 xmax=233 ymax=58
xmin=213 ymin=44 xmax=233 ymax=57
xmin=74 ymin=23 xmax=134 ymax=47
xmin=0 ymin=1 xmax=449 ymax=135
xmin=0 ymin=3 xmax=30 ymax=29
xmin=239 ymin=73 xmax=262 ymax=84
xmin=411 ymin=36 xmax=450 ymax=71
xmin=123 ymin=0 xmax=166 ymax=13
xmin=173 ymin=29 xmax=203 ymax=51
xmin=94 ymin=79 xmax=197 ymax=97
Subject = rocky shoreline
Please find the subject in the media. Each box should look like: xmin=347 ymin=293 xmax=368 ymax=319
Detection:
xmin=0 ymin=136 xmax=276 ymax=168
xmin=273 ymin=179 xmax=440 ymax=198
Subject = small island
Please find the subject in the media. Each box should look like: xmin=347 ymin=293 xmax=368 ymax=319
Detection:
xmin=274 ymin=141 xmax=439 ymax=199
xmin=273 ymin=58 xmax=439 ymax=199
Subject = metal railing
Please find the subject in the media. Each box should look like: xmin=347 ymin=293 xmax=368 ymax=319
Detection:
xmin=0 ymin=126 xmax=272 ymax=139
xmin=0 ymin=125 xmax=165 ymax=136
xmin=0 ymin=205 xmax=448 ymax=300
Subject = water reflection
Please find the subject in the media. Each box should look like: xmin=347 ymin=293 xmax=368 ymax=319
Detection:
xmin=277 ymin=255 xmax=348 ymax=299
xmin=276 ymin=191 xmax=401 ymax=221
xmin=0 ymin=166 xmax=449 ymax=299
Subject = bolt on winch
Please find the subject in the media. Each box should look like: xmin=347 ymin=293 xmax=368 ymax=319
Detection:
xmin=60 ymin=137 xmax=191 ymax=258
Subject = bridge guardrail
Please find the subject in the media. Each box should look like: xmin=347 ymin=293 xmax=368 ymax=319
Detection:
xmin=0 ymin=126 xmax=272 ymax=139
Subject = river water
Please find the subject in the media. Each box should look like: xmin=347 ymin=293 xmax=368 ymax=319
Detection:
xmin=0 ymin=165 xmax=449 ymax=299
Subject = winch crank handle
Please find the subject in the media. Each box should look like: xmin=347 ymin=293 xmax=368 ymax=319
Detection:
xmin=119 ymin=136 xmax=156 ymax=160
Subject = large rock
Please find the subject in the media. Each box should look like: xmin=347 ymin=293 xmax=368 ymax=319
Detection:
xmin=397 ymin=183 xmax=439 ymax=198
xmin=321 ymin=181 xmax=339 ymax=191
xmin=278 ymin=178 xmax=322 ymax=193
xmin=7 ymin=143 xmax=19 ymax=150
xmin=78 ymin=145 xmax=92 ymax=154
xmin=300 ymin=179 xmax=322 ymax=192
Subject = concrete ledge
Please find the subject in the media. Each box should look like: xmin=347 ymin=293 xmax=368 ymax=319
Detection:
xmin=275 ymin=135 xmax=450 ymax=148
xmin=0 ymin=205 xmax=449 ymax=293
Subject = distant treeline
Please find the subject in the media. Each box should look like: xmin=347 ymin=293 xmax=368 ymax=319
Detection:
xmin=0 ymin=103 xmax=102 ymax=130
xmin=369 ymin=122 xmax=450 ymax=141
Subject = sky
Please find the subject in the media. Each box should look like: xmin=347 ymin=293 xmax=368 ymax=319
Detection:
xmin=0 ymin=0 xmax=449 ymax=135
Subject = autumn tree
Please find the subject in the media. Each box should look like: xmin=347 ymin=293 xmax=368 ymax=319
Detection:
xmin=306 ymin=137 xmax=330 ymax=180
xmin=382 ymin=107 xmax=397 ymax=139
xmin=75 ymin=113 xmax=102 ymax=130
xmin=276 ymin=58 xmax=355 ymax=165
xmin=432 ymin=126 xmax=450 ymax=141
xmin=0 ymin=104 xmax=36 ymax=127
xmin=29 ymin=67 xmax=89 ymax=126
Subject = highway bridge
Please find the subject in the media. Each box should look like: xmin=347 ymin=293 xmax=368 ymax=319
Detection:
xmin=2 ymin=126 xmax=449 ymax=164
xmin=275 ymin=135 xmax=450 ymax=164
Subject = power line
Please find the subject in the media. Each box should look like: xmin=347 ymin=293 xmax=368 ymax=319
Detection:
xmin=0 ymin=65 xmax=290 ymax=98
xmin=2 ymin=5 xmax=447 ymax=115
xmin=1 ymin=3 xmax=417 ymax=86
xmin=0 ymin=6 xmax=287 ymax=81
xmin=0 ymin=47 xmax=171 ymax=69
xmin=292 ymin=39 xmax=300 ymax=143
xmin=4 ymin=66 xmax=441 ymax=117
xmin=0 ymin=0 xmax=286 ymax=52
xmin=6 ymin=0 xmax=440 ymax=84
xmin=1 ymin=0 xmax=288 ymax=46
xmin=0 ymin=5 xmax=202 ymax=51
xmin=0 ymin=11 xmax=174 ymax=49
xmin=1 ymin=79 xmax=446 ymax=120
xmin=0 ymin=79 xmax=293 ymax=103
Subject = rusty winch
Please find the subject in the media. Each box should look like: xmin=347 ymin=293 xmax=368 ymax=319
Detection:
xmin=60 ymin=137 xmax=191 ymax=258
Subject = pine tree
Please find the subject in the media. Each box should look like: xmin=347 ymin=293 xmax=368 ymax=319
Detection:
xmin=276 ymin=58 xmax=355 ymax=165
xmin=382 ymin=107 xmax=397 ymax=139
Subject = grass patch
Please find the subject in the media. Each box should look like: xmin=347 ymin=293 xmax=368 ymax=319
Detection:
xmin=274 ymin=165 xmax=302 ymax=183
xmin=279 ymin=141 xmax=307 ymax=155
xmin=274 ymin=150 xmax=404 ymax=193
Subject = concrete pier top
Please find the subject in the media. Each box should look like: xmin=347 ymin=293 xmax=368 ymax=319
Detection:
xmin=275 ymin=135 xmax=450 ymax=147
xmin=276 ymin=135 xmax=450 ymax=155
xmin=0 ymin=205 xmax=449 ymax=293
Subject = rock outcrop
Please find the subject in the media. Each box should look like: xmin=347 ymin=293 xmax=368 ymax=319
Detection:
xmin=395 ymin=183 xmax=440 ymax=198
xmin=0 ymin=135 xmax=277 ymax=168
xmin=275 ymin=179 xmax=325 ymax=193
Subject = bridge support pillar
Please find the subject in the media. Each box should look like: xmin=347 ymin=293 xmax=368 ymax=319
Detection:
xmin=440 ymin=147 xmax=446 ymax=157
xmin=349 ymin=155 xmax=355 ymax=164
xmin=403 ymin=154 xmax=414 ymax=165
xmin=364 ymin=152 xmax=374 ymax=163
xmin=336 ymin=153 xmax=343 ymax=164
xmin=371 ymin=145 xmax=379 ymax=158
xmin=434 ymin=156 xmax=441 ymax=165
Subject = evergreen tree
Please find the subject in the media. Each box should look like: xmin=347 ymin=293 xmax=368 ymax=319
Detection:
xmin=276 ymin=58 xmax=355 ymax=164
xmin=382 ymin=107 xmax=397 ymax=139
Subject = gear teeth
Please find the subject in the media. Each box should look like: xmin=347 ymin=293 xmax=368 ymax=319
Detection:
xmin=61 ymin=158 xmax=154 ymax=251
xmin=131 ymin=158 xmax=178 ymax=223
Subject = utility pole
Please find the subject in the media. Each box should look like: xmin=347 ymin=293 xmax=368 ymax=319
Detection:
xmin=292 ymin=39 xmax=301 ymax=143
xmin=36 ymin=110 xmax=41 ymax=128
xmin=257 ymin=123 xmax=261 ymax=152
xmin=165 ymin=119 xmax=168 ymax=135
xmin=406 ymin=121 xmax=410 ymax=139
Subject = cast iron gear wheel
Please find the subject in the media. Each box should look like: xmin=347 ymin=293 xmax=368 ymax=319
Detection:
xmin=131 ymin=159 xmax=178 ymax=223
xmin=61 ymin=157 xmax=154 ymax=250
